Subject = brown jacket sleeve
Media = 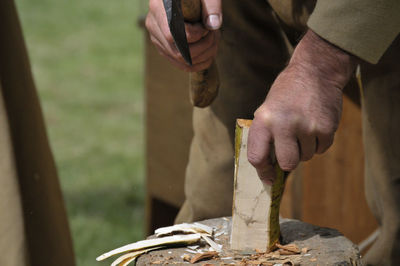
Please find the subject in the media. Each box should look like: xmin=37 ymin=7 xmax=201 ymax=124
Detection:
xmin=307 ymin=0 xmax=400 ymax=64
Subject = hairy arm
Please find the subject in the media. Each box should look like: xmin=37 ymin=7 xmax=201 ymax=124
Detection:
xmin=247 ymin=30 xmax=358 ymax=183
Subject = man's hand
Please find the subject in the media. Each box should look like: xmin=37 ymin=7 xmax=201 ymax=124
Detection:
xmin=145 ymin=0 xmax=222 ymax=72
xmin=248 ymin=30 xmax=357 ymax=184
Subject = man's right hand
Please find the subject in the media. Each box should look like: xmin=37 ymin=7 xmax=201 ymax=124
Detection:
xmin=145 ymin=0 xmax=222 ymax=72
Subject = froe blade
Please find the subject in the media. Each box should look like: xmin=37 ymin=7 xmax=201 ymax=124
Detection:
xmin=163 ymin=0 xmax=192 ymax=65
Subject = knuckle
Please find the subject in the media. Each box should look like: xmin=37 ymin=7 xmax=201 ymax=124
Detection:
xmin=144 ymin=15 xmax=151 ymax=31
xmin=254 ymin=108 xmax=274 ymax=126
xmin=247 ymin=151 xmax=265 ymax=168
xmin=172 ymin=50 xmax=181 ymax=60
xmin=148 ymin=0 xmax=157 ymax=12
xmin=165 ymin=33 xmax=174 ymax=44
xmin=149 ymin=35 xmax=158 ymax=46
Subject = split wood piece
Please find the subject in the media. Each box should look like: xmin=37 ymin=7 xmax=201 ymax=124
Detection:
xmin=96 ymin=234 xmax=201 ymax=261
xmin=190 ymin=251 xmax=218 ymax=263
xmin=155 ymin=222 xmax=213 ymax=237
xmin=111 ymin=247 xmax=163 ymax=266
xmin=231 ymin=119 xmax=287 ymax=252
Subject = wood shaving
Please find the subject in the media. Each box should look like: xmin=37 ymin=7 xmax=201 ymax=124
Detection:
xmin=155 ymin=223 xmax=213 ymax=237
xmin=278 ymin=249 xmax=298 ymax=256
xmin=97 ymin=234 xmax=201 ymax=261
xmin=275 ymin=243 xmax=300 ymax=254
xmin=190 ymin=251 xmax=219 ymax=263
xmin=201 ymin=234 xmax=223 ymax=252
xmin=185 ymin=249 xmax=198 ymax=254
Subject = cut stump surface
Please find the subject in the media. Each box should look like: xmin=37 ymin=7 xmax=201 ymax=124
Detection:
xmin=137 ymin=217 xmax=361 ymax=265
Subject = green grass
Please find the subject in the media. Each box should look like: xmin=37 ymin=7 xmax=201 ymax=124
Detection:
xmin=15 ymin=0 xmax=146 ymax=265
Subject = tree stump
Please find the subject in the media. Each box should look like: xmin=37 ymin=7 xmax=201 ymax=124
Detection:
xmin=136 ymin=217 xmax=362 ymax=265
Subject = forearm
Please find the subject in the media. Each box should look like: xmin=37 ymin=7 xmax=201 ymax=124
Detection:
xmin=289 ymin=30 xmax=358 ymax=90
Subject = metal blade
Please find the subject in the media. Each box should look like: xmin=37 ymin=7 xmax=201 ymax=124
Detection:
xmin=163 ymin=0 xmax=192 ymax=65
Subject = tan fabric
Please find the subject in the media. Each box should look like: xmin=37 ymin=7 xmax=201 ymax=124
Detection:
xmin=176 ymin=0 xmax=400 ymax=265
xmin=0 ymin=83 xmax=29 ymax=266
xmin=361 ymin=35 xmax=400 ymax=265
xmin=308 ymin=0 xmax=400 ymax=64
xmin=0 ymin=1 xmax=75 ymax=265
xmin=268 ymin=0 xmax=316 ymax=32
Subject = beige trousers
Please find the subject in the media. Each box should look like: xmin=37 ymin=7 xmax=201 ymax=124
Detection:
xmin=0 ymin=1 xmax=75 ymax=265
xmin=176 ymin=0 xmax=400 ymax=265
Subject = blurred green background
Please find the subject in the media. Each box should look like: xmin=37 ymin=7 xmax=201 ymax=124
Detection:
xmin=15 ymin=0 xmax=146 ymax=265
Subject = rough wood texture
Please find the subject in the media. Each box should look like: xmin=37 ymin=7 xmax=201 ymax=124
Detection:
xmin=231 ymin=120 xmax=286 ymax=252
xmin=136 ymin=217 xmax=362 ymax=265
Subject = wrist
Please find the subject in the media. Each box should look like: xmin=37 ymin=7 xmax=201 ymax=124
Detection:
xmin=289 ymin=30 xmax=358 ymax=90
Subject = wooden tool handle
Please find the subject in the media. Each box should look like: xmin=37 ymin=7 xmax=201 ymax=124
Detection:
xmin=181 ymin=0 xmax=220 ymax=108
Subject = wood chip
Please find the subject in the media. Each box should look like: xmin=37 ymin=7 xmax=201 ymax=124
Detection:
xmin=282 ymin=260 xmax=296 ymax=266
xmin=182 ymin=254 xmax=191 ymax=262
xmin=190 ymin=251 xmax=218 ymax=263
xmin=310 ymin=258 xmax=317 ymax=262
xmin=301 ymin=247 xmax=308 ymax=254
xmin=279 ymin=249 xmax=298 ymax=255
xmin=275 ymin=243 xmax=300 ymax=254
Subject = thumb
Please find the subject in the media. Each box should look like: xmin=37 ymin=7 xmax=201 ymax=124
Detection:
xmin=201 ymin=0 xmax=222 ymax=30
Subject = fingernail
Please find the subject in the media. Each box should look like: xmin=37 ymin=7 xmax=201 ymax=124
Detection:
xmin=206 ymin=14 xmax=221 ymax=30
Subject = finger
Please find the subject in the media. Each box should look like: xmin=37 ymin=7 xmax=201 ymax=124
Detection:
xmin=149 ymin=13 xmax=190 ymax=65
xmin=248 ymin=120 xmax=276 ymax=183
xmin=274 ymin=131 xmax=300 ymax=171
xmin=185 ymin=23 xmax=209 ymax=43
xmin=190 ymin=31 xmax=219 ymax=63
xmin=152 ymin=6 xmax=188 ymax=61
xmin=188 ymin=57 xmax=213 ymax=72
xmin=191 ymin=40 xmax=218 ymax=65
xmin=316 ymin=133 xmax=334 ymax=154
xmin=201 ymin=0 xmax=222 ymax=30
xmin=161 ymin=49 xmax=213 ymax=72
xmin=298 ymin=134 xmax=316 ymax=161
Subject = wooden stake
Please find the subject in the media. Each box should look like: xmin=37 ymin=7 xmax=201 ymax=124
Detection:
xmin=230 ymin=119 xmax=287 ymax=252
